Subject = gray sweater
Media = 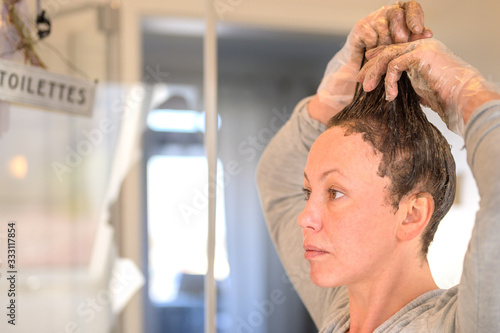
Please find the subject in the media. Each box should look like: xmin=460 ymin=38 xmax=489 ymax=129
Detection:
xmin=256 ymin=96 xmax=500 ymax=332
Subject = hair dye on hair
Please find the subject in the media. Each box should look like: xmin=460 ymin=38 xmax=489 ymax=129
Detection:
xmin=327 ymin=73 xmax=456 ymax=256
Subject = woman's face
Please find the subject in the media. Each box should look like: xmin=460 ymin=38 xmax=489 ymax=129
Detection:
xmin=298 ymin=126 xmax=408 ymax=288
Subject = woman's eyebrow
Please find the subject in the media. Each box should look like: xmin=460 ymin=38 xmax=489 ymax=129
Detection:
xmin=303 ymin=168 xmax=346 ymax=183
xmin=320 ymin=168 xmax=345 ymax=181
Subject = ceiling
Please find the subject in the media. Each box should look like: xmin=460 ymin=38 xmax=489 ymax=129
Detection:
xmin=140 ymin=0 xmax=500 ymax=84
xmin=142 ymin=19 xmax=344 ymax=81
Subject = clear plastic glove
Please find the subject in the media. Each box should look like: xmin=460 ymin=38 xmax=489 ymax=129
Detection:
xmin=316 ymin=1 xmax=432 ymax=116
xmin=357 ymin=38 xmax=500 ymax=136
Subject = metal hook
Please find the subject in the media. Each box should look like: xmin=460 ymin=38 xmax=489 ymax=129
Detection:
xmin=36 ymin=9 xmax=51 ymax=39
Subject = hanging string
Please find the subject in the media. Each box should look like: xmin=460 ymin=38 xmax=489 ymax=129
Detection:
xmin=39 ymin=40 xmax=92 ymax=80
xmin=0 ymin=2 xmax=91 ymax=81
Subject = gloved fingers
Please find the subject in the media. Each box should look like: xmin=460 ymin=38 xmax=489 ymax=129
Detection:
xmin=335 ymin=2 xmax=428 ymax=65
xmin=357 ymin=56 xmax=386 ymax=92
xmin=371 ymin=15 xmax=393 ymax=47
xmin=386 ymin=1 xmax=426 ymax=43
xmin=399 ymin=1 xmax=425 ymax=34
xmin=384 ymin=51 xmax=417 ymax=100
xmin=357 ymin=42 xmax=417 ymax=92
xmin=387 ymin=5 xmax=411 ymax=43
xmin=349 ymin=5 xmax=394 ymax=59
xmin=364 ymin=34 xmax=436 ymax=63
xmin=409 ymin=27 xmax=433 ymax=42
xmin=318 ymin=1 xmax=430 ymax=114
xmin=357 ymin=38 xmax=469 ymax=133
xmin=350 ymin=20 xmax=380 ymax=56
xmin=364 ymin=44 xmax=388 ymax=60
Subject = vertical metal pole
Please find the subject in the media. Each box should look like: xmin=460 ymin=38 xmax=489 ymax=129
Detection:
xmin=204 ymin=1 xmax=217 ymax=333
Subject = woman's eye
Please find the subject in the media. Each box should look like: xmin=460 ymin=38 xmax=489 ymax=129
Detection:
xmin=301 ymin=187 xmax=311 ymax=201
xmin=329 ymin=189 xmax=344 ymax=200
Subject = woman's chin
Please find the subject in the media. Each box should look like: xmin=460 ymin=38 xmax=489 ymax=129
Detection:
xmin=310 ymin=268 xmax=341 ymax=288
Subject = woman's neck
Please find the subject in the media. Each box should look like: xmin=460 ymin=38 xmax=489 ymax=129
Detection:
xmin=346 ymin=257 xmax=438 ymax=333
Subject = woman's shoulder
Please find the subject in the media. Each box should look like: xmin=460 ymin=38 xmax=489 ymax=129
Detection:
xmin=376 ymin=286 xmax=459 ymax=332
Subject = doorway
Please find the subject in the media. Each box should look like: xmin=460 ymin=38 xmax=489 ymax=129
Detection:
xmin=141 ymin=17 xmax=342 ymax=333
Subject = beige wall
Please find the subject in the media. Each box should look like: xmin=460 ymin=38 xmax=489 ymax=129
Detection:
xmin=119 ymin=0 xmax=500 ymax=83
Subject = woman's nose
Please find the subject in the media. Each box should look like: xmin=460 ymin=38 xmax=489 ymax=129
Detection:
xmin=297 ymin=198 xmax=322 ymax=232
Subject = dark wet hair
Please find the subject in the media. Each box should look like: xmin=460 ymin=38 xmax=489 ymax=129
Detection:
xmin=327 ymin=73 xmax=456 ymax=257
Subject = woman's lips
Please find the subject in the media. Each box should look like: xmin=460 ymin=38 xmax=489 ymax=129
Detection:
xmin=303 ymin=244 xmax=328 ymax=260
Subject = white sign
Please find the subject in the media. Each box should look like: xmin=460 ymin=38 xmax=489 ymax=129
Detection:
xmin=0 ymin=59 xmax=95 ymax=116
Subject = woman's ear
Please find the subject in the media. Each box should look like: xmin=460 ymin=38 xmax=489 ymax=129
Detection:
xmin=397 ymin=192 xmax=434 ymax=242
